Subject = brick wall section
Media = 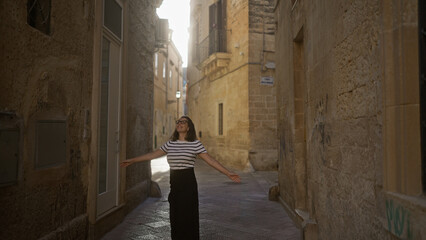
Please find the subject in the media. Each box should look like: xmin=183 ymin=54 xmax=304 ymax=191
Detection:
xmin=248 ymin=0 xmax=278 ymax=170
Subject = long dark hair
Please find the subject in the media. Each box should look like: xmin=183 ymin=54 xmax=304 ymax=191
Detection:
xmin=170 ymin=116 xmax=198 ymax=142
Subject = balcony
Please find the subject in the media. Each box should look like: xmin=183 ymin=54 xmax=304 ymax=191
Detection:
xmin=194 ymin=29 xmax=230 ymax=78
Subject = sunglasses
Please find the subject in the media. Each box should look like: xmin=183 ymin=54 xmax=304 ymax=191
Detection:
xmin=176 ymin=120 xmax=188 ymax=124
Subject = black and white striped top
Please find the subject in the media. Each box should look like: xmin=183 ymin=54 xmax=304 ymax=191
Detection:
xmin=160 ymin=140 xmax=207 ymax=170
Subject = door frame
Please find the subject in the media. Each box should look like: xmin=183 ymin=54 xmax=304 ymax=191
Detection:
xmin=87 ymin=0 xmax=126 ymax=223
xmin=96 ymin=32 xmax=122 ymax=217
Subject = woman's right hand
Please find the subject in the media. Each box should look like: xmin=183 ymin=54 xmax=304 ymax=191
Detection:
xmin=120 ymin=158 xmax=134 ymax=168
xmin=227 ymin=172 xmax=241 ymax=183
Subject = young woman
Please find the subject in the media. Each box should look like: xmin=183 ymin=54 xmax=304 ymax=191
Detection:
xmin=120 ymin=116 xmax=241 ymax=240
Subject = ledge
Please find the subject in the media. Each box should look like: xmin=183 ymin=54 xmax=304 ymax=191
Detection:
xmin=199 ymin=52 xmax=231 ymax=78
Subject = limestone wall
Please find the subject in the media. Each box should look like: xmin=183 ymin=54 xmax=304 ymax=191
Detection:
xmin=187 ymin=0 xmax=278 ymax=170
xmin=275 ymin=0 xmax=426 ymax=239
xmin=248 ymin=0 xmax=277 ymax=170
xmin=187 ymin=0 xmax=251 ymax=170
xmin=0 ymin=1 xmax=157 ymax=239
xmin=0 ymin=1 xmax=94 ymax=239
xmin=122 ymin=0 xmax=156 ymax=219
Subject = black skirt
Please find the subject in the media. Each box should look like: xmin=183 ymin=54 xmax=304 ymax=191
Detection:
xmin=168 ymin=168 xmax=199 ymax=240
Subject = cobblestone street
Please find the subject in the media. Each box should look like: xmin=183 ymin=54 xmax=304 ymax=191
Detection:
xmin=102 ymin=157 xmax=301 ymax=240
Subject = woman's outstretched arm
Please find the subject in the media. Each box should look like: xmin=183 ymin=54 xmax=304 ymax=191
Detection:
xmin=198 ymin=153 xmax=241 ymax=183
xmin=120 ymin=149 xmax=166 ymax=167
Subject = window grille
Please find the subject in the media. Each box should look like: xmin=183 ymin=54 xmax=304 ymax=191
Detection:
xmin=218 ymin=103 xmax=223 ymax=135
xmin=194 ymin=0 xmax=227 ymax=65
xmin=208 ymin=0 xmax=227 ymax=56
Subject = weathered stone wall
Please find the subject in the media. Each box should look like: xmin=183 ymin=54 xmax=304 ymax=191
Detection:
xmin=123 ymin=0 xmax=156 ymax=212
xmin=0 ymin=1 xmax=94 ymax=239
xmin=187 ymin=0 xmax=251 ymax=170
xmin=189 ymin=65 xmax=250 ymax=170
xmin=187 ymin=0 xmax=278 ymax=170
xmin=248 ymin=0 xmax=277 ymax=170
xmin=275 ymin=0 xmax=426 ymax=239
xmin=0 ymin=1 xmax=158 ymax=239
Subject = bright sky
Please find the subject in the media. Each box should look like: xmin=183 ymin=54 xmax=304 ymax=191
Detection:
xmin=157 ymin=0 xmax=191 ymax=67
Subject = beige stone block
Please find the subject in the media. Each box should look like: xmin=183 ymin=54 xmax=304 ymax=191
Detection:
xmin=384 ymin=104 xmax=422 ymax=195
xmin=294 ymin=99 xmax=304 ymax=114
xmin=295 ymin=113 xmax=304 ymax=129
xmin=401 ymin=25 xmax=419 ymax=105
xmin=383 ymin=105 xmax=398 ymax=191
xmin=267 ymin=113 xmax=277 ymax=120
xmin=403 ymin=104 xmax=422 ymax=195
xmin=261 ymin=121 xmax=276 ymax=130
xmin=253 ymin=102 xmax=266 ymax=108
xmin=294 ymin=128 xmax=304 ymax=143
xmin=385 ymin=24 xmax=419 ymax=107
xmin=266 ymin=95 xmax=275 ymax=102
xmin=383 ymin=31 xmax=397 ymax=107
xmin=294 ymin=142 xmax=306 ymax=159
xmin=259 ymin=87 xmax=274 ymax=95
xmin=266 ymin=101 xmax=276 ymax=108
xmin=294 ymin=79 xmax=304 ymax=99
xmin=249 ymin=107 xmax=264 ymax=115
xmin=249 ymin=95 xmax=263 ymax=102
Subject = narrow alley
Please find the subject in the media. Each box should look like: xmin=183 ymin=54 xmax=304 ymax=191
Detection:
xmin=102 ymin=157 xmax=301 ymax=240
xmin=2 ymin=0 xmax=426 ymax=239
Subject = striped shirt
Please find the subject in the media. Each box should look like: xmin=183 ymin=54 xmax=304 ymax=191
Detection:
xmin=160 ymin=140 xmax=207 ymax=170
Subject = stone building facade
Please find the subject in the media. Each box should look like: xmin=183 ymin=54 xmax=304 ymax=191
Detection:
xmin=153 ymin=39 xmax=184 ymax=149
xmin=0 ymin=0 xmax=160 ymax=239
xmin=187 ymin=0 xmax=277 ymax=171
xmin=275 ymin=0 xmax=426 ymax=239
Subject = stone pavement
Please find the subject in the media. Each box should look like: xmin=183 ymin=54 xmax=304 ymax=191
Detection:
xmin=102 ymin=156 xmax=301 ymax=240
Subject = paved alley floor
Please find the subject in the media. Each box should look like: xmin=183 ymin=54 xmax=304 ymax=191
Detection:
xmin=102 ymin=157 xmax=301 ymax=240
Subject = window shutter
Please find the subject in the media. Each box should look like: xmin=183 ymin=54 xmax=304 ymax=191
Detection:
xmin=209 ymin=3 xmax=218 ymax=55
xmin=219 ymin=0 xmax=227 ymax=52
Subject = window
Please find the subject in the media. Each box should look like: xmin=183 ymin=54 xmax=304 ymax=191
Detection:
xmin=209 ymin=0 xmax=226 ymax=55
xmin=154 ymin=53 xmax=158 ymax=76
xmin=169 ymin=70 xmax=173 ymax=89
xmin=163 ymin=61 xmax=166 ymax=80
xmin=27 ymin=0 xmax=51 ymax=35
xmin=103 ymin=0 xmax=122 ymax=39
xmin=218 ymin=103 xmax=223 ymax=135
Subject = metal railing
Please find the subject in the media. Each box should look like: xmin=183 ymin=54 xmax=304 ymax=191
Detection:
xmin=194 ymin=29 xmax=227 ymax=66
